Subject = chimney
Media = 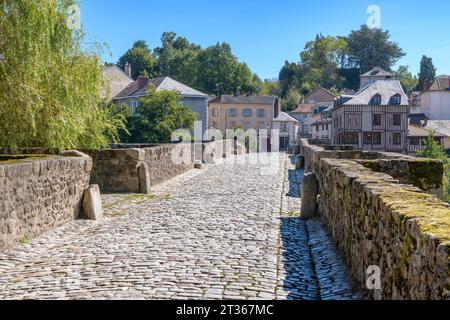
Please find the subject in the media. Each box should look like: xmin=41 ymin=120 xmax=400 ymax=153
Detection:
xmin=125 ymin=62 xmax=132 ymax=78
xmin=137 ymin=75 xmax=149 ymax=89
xmin=423 ymin=79 xmax=431 ymax=92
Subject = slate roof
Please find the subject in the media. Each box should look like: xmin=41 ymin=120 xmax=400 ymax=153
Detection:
xmin=114 ymin=77 xmax=207 ymax=99
xmin=430 ymin=76 xmax=450 ymax=91
xmin=342 ymin=80 xmax=408 ymax=106
xmin=208 ymin=95 xmax=278 ymax=105
xmin=273 ymin=112 xmax=300 ymax=123
xmin=361 ymin=67 xmax=395 ymax=77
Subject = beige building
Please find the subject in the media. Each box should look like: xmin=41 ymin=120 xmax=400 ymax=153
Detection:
xmin=101 ymin=64 xmax=133 ymax=102
xmin=289 ymin=87 xmax=337 ymax=134
xmin=208 ymin=95 xmax=281 ymax=133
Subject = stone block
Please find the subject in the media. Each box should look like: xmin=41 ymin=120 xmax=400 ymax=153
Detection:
xmin=300 ymin=173 xmax=319 ymax=219
xmin=82 ymin=185 xmax=103 ymax=221
xmin=138 ymin=163 xmax=151 ymax=194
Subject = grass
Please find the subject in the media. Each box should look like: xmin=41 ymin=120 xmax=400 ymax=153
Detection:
xmin=121 ymin=193 xmax=157 ymax=201
xmin=0 ymin=154 xmax=49 ymax=164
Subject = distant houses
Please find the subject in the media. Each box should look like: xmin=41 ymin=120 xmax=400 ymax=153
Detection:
xmin=272 ymin=112 xmax=300 ymax=150
xmin=289 ymin=87 xmax=337 ymax=135
xmin=414 ymin=76 xmax=450 ymax=120
xmin=208 ymin=95 xmax=280 ymax=133
xmin=331 ymin=78 xmax=410 ymax=153
xmin=102 ymin=64 xmax=209 ymax=131
xmin=359 ymin=67 xmax=396 ymax=89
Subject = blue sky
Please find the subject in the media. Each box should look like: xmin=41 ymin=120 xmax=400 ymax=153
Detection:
xmin=80 ymin=0 xmax=450 ymax=80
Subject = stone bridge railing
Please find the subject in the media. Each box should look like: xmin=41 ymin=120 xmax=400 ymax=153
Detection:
xmin=298 ymin=139 xmax=450 ymax=300
xmin=84 ymin=140 xmax=245 ymax=194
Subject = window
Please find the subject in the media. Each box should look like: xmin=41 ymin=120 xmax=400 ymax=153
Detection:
xmin=393 ymin=133 xmax=401 ymax=145
xmin=212 ymin=109 xmax=219 ymax=117
xmin=410 ymin=137 xmax=420 ymax=146
xmin=373 ymin=132 xmax=382 ymax=145
xmin=326 ymin=124 xmax=329 ymax=131
xmin=228 ymin=108 xmax=238 ymax=117
xmin=211 ymin=121 xmax=217 ymax=129
xmin=131 ymin=101 xmax=139 ymax=109
xmin=344 ymin=132 xmax=359 ymax=145
xmin=393 ymin=114 xmax=401 ymax=126
xmin=370 ymin=94 xmax=382 ymax=105
xmin=243 ymin=109 xmax=253 ymax=117
xmin=390 ymin=94 xmax=401 ymax=105
xmin=363 ymin=132 xmax=373 ymax=145
xmin=373 ymin=114 xmax=382 ymax=126
xmin=257 ymin=109 xmax=266 ymax=118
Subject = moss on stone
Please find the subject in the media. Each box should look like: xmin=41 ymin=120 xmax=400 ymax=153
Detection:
xmin=381 ymin=190 xmax=450 ymax=242
xmin=0 ymin=154 xmax=50 ymax=164
xmin=362 ymin=160 xmax=383 ymax=173
xmin=408 ymin=160 xmax=444 ymax=189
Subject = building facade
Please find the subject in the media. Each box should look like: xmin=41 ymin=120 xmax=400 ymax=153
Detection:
xmin=289 ymin=87 xmax=337 ymax=135
xmin=331 ymin=80 xmax=410 ymax=153
xmin=408 ymin=125 xmax=445 ymax=156
xmin=359 ymin=67 xmax=396 ymax=89
xmin=208 ymin=95 xmax=280 ymax=133
xmin=272 ymin=112 xmax=300 ymax=150
xmin=419 ymin=76 xmax=450 ymax=120
xmin=311 ymin=119 xmax=331 ymax=140
xmin=113 ymin=76 xmax=209 ymax=131
xmin=101 ymin=65 xmax=133 ymax=103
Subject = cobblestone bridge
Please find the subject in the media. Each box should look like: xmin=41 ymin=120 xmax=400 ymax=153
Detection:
xmin=0 ymin=153 xmax=359 ymax=300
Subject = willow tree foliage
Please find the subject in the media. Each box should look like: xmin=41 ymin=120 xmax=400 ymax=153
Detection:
xmin=0 ymin=0 xmax=127 ymax=149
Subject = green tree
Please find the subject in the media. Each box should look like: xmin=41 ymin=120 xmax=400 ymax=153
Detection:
xmin=260 ymin=80 xmax=281 ymax=96
xmin=417 ymin=55 xmax=436 ymax=91
xmin=126 ymin=87 xmax=197 ymax=143
xmin=417 ymin=131 xmax=450 ymax=202
xmin=281 ymin=89 xmax=301 ymax=112
xmin=117 ymin=40 xmax=157 ymax=79
xmin=195 ymin=43 xmax=256 ymax=95
xmin=397 ymin=65 xmax=418 ymax=95
xmin=154 ymin=32 xmax=201 ymax=86
xmin=299 ymin=34 xmax=348 ymax=91
xmin=346 ymin=25 xmax=405 ymax=73
xmin=0 ymin=0 xmax=127 ymax=150
xmin=279 ymin=61 xmax=303 ymax=97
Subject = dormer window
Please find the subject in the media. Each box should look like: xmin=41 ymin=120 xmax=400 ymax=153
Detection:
xmin=370 ymin=94 xmax=382 ymax=106
xmin=390 ymin=94 xmax=401 ymax=105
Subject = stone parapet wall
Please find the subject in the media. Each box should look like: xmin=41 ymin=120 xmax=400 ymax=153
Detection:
xmin=0 ymin=152 xmax=92 ymax=249
xmin=317 ymin=159 xmax=450 ymax=299
xmin=299 ymin=139 xmax=444 ymax=196
xmin=299 ymin=139 xmax=450 ymax=299
xmin=86 ymin=140 xmax=243 ymax=194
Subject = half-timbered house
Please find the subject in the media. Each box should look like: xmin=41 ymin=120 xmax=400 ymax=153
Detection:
xmin=331 ymin=80 xmax=410 ymax=153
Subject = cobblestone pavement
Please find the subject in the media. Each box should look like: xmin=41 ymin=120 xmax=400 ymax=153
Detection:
xmin=0 ymin=153 xmax=359 ymax=300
